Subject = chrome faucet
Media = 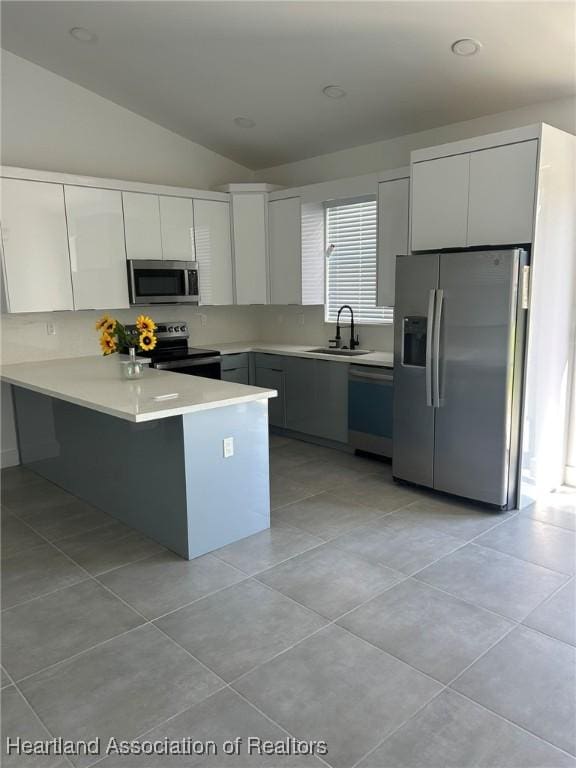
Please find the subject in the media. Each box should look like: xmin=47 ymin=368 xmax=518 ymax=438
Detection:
xmin=332 ymin=305 xmax=360 ymax=350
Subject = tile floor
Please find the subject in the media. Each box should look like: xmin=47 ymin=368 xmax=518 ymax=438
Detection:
xmin=2 ymin=436 xmax=575 ymax=768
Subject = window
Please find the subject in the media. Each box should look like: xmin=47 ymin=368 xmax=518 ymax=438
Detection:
xmin=325 ymin=196 xmax=393 ymax=324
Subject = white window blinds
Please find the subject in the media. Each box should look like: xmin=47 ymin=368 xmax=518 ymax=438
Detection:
xmin=325 ymin=197 xmax=393 ymax=324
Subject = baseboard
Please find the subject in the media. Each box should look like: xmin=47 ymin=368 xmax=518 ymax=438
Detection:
xmin=1 ymin=448 xmax=20 ymax=468
xmin=565 ymin=465 xmax=576 ymax=488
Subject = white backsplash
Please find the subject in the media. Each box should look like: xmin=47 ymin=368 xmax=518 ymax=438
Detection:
xmin=1 ymin=305 xmax=394 ymax=366
xmin=0 ymin=306 xmax=261 ymax=365
xmin=257 ymin=305 xmax=395 ymax=353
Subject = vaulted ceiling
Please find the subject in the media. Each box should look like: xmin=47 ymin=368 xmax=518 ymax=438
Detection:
xmin=2 ymin=1 xmax=574 ymax=168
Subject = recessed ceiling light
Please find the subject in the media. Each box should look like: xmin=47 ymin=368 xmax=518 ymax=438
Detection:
xmin=451 ymin=38 xmax=482 ymax=56
xmin=322 ymin=85 xmax=346 ymax=99
xmin=233 ymin=117 xmax=255 ymax=128
xmin=69 ymin=26 xmax=98 ymax=43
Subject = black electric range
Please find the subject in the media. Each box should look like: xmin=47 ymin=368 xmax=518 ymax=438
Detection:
xmin=126 ymin=322 xmax=221 ymax=379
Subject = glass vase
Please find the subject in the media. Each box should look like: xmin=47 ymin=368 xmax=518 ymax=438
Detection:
xmin=119 ymin=347 xmax=149 ymax=380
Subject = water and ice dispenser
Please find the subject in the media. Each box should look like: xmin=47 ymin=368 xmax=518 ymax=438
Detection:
xmin=402 ymin=316 xmax=427 ymax=367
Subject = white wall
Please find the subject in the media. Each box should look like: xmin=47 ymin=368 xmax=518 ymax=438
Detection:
xmin=1 ymin=51 xmax=253 ymax=188
xmin=255 ymin=96 xmax=576 ymax=186
xmin=567 ymin=372 xmax=576 ymax=487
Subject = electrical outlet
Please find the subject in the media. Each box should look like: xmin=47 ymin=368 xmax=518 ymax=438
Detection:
xmin=201 ymin=314 xmax=207 ymax=327
xmin=223 ymin=437 xmax=234 ymax=458
xmin=277 ymin=314 xmax=284 ymax=325
xmin=46 ymin=322 xmax=56 ymax=336
xmin=297 ymin=313 xmax=305 ymax=327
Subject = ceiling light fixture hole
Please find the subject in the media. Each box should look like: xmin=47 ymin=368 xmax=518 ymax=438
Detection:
xmin=69 ymin=27 xmax=98 ymax=43
xmin=322 ymin=85 xmax=346 ymax=99
xmin=451 ymin=38 xmax=482 ymax=56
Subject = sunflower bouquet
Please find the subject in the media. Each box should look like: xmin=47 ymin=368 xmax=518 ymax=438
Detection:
xmin=95 ymin=314 xmax=158 ymax=356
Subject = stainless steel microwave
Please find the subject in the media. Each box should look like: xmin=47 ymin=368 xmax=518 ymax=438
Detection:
xmin=128 ymin=260 xmax=199 ymax=305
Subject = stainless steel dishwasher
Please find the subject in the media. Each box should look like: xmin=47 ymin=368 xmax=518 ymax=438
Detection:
xmin=348 ymin=365 xmax=394 ymax=458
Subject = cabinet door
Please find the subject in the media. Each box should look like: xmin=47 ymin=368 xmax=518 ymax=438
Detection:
xmin=285 ymin=356 xmax=316 ymax=434
xmin=314 ymin=360 xmax=349 ymax=443
xmin=377 ymin=177 xmax=409 ymax=307
xmin=122 ymin=192 xmax=162 ymax=260
xmin=0 ymin=178 xmax=73 ymax=312
xmin=222 ymin=367 xmax=249 ymax=385
xmin=65 ymin=186 xmax=129 ymax=310
xmin=285 ymin=356 xmax=348 ymax=442
xmin=269 ymin=197 xmax=302 ymax=304
xmin=194 ymin=199 xmax=233 ymax=305
xmin=159 ymin=196 xmax=195 ymax=261
xmin=221 ymin=353 xmax=249 ymax=371
xmin=255 ymin=366 xmax=285 ymax=427
xmin=467 ymin=140 xmax=537 ymax=246
xmin=411 ymin=154 xmax=470 ymax=251
xmin=231 ymin=193 xmax=268 ymax=304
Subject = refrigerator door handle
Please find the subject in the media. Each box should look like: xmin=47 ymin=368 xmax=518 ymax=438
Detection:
xmin=432 ymin=288 xmax=444 ymax=407
xmin=425 ymin=289 xmax=435 ymax=407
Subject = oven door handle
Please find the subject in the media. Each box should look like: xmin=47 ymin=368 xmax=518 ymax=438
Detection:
xmin=154 ymin=356 xmax=221 ymax=370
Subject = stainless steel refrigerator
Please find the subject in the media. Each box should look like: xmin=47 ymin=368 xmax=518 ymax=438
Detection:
xmin=393 ymin=248 xmax=528 ymax=509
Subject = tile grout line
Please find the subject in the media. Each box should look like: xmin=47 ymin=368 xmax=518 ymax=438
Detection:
xmin=5 ymin=469 xmax=575 ymax=766
xmin=4 ymin=669 xmax=75 ymax=768
xmin=410 ymin=571 xmax=576 ymax=650
xmin=8 ymin=561 xmax=252 ymax=686
xmin=15 ymin=565 xmax=412 ymax=767
xmin=1 ymin=532 xmax=167 ymax=614
xmin=6 ymin=485 xmax=573 ymax=684
xmin=343 ymin=568 xmax=576 ymax=766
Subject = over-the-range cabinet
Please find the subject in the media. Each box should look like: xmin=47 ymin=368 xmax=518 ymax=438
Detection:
xmin=393 ymin=249 xmax=528 ymax=509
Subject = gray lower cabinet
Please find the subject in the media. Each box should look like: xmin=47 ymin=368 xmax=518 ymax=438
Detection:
xmin=222 ymin=367 xmax=249 ymax=385
xmin=284 ymin=356 xmax=348 ymax=443
xmin=255 ymin=353 xmax=348 ymax=443
xmin=254 ymin=359 xmax=286 ymax=427
xmin=221 ymin=353 xmax=250 ymax=385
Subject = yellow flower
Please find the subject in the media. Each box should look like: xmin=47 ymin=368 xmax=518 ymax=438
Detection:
xmin=99 ymin=332 xmax=117 ymax=356
xmin=136 ymin=314 xmax=157 ymax=333
xmin=139 ymin=331 xmax=157 ymax=351
xmin=95 ymin=314 xmax=115 ymax=332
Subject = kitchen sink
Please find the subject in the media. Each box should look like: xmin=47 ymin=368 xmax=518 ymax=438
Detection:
xmin=309 ymin=347 xmax=371 ymax=356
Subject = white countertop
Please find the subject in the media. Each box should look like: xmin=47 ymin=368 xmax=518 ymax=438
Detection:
xmin=198 ymin=341 xmax=394 ymax=368
xmin=1 ymin=356 xmax=276 ymax=423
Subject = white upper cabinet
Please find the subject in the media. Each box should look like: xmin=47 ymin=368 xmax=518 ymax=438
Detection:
xmin=411 ymin=154 xmax=470 ymax=251
xmin=65 ymin=186 xmax=129 ymax=310
xmin=377 ymin=177 xmax=409 ymax=307
xmin=194 ymin=199 xmax=233 ymax=305
xmin=231 ymin=192 xmax=268 ymax=304
xmin=159 ymin=196 xmax=195 ymax=261
xmin=122 ymin=192 xmax=162 ymax=261
xmin=467 ymin=140 xmax=537 ymax=246
xmin=411 ymin=139 xmax=538 ymax=251
xmin=0 ymin=178 xmax=74 ymax=313
xmin=269 ymin=197 xmax=302 ymax=305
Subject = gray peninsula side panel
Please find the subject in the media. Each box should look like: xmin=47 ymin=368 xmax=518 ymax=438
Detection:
xmin=182 ymin=398 xmax=270 ymax=558
xmin=12 ymin=386 xmax=190 ymax=557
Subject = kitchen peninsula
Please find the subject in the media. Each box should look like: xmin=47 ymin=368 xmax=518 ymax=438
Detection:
xmin=1 ymin=356 xmax=276 ymax=559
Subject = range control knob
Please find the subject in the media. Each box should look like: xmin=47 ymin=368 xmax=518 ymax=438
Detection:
xmin=168 ymin=326 xmax=174 ymax=332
